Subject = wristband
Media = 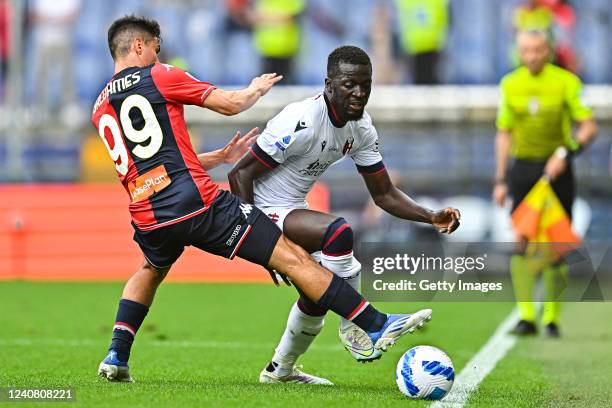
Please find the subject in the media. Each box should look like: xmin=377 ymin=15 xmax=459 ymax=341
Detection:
xmin=554 ymin=146 xmax=568 ymax=160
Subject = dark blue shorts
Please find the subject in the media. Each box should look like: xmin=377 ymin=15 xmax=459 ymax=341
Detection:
xmin=132 ymin=190 xmax=282 ymax=269
xmin=509 ymin=159 xmax=575 ymax=218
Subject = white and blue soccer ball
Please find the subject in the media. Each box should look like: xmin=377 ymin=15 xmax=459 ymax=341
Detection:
xmin=396 ymin=345 xmax=454 ymax=400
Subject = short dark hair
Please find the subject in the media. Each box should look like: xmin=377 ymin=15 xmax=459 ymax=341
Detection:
xmin=107 ymin=15 xmax=161 ymax=60
xmin=327 ymin=46 xmax=371 ymax=78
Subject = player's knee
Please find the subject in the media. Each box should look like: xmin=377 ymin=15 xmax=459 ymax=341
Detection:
xmin=141 ymin=259 xmax=170 ymax=282
xmin=277 ymin=235 xmax=313 ymax=270
xmin=320 ymin=217 xmax=354 ymax=256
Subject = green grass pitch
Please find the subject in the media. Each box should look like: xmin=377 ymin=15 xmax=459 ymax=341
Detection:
xmin=1 ymin=282 xmax=611 ymax=407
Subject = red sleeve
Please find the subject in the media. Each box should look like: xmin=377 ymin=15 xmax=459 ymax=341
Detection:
xmin=151 ymin=63 xmax=216 ymax=106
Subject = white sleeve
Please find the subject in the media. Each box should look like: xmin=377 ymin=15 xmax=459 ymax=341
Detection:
xmin=253 ymin=108 xmax=314 ymax=166
xmin=350 ymin=125 xmax=384 ymax=171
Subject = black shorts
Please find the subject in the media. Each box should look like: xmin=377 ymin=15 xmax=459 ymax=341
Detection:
xmin=133 ymin=190 xmax=282 ymax=269
xmin=509 ymin=159 xmax=575 ymax=218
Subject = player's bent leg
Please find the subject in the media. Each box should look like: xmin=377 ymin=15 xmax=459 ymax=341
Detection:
xmin=99 ymin=259 xmax=172 ymax=382
xmin=315 ymin=217 xmax=381 ymax=362
xmin=266 ymin=211 xmax=340 ymax=373
xmin=122 ymin=259 xmax=171 ymax=307
xmin=236 ymin=207 xmax=432 ymax=362
xmin=268 ymin=236 xmax=433 ymax=353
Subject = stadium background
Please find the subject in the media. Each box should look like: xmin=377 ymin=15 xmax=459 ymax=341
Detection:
xmin=1 ymin=0 xmax=611 ymax=280
xmin=1 ymin=1 xmax=612 ymax=407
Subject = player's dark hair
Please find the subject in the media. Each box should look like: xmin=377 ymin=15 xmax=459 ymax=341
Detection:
xmin=327 ymin=46 xmax=371 ymax=78
xmin=107 ymin=15 xmax=161 ymax=60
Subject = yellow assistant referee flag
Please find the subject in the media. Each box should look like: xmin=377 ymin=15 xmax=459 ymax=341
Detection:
xmin=511 ymin=177 xmax=581 ymax=250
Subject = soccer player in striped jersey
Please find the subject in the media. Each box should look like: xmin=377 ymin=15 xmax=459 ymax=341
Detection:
xmin=94 ymin=17 xmax=436 ymax=384
xmin=229 ymin=46 xmax=461 ymax=385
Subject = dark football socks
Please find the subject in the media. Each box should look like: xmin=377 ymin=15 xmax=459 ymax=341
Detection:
xmin=316 ymin=274 xmax=387 ymax=333
xmin=109 ymin=299 xmax=149 ymax=362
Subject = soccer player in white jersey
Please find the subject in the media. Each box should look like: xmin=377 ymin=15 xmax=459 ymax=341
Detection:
xmin=229 ymin=46 xmax=461 ymax=385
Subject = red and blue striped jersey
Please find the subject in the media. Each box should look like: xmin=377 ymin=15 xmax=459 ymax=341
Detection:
xmin=92 ymin=63 xmax=219 ymax=231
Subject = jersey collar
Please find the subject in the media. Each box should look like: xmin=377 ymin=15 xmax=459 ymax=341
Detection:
xmin=323 ymin=93 xmax=347 ymax=128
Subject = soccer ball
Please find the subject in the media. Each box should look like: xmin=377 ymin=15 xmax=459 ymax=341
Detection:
xmin=395 ymin=345 xmax=454 ymax=400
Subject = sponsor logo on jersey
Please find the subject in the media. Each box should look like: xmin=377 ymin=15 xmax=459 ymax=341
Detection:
xmin=321 ymin=140 xmax=327 ymax=152
xmin=299 ymin=158 xmax=331 ymax=177
xmin=274 ymin=135 xmax=293 ymax=152
xmin=240 ymin=203 xmax=253 ymax=218
xmin=268 ymin=213 xmax=280 ymax=223
xmin=342 ymin=136 xmax=354 ymax=155
xmin=226 ymin=224 xmax=243 ymax=246
xmin=128 ymin=164 xmax=171 ymax=203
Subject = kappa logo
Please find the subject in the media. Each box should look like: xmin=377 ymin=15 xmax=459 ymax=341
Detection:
xmin=240 ymin=203 xmax=253 ymax=218
xmin=226 ymin=224 xmax=242 ymax=246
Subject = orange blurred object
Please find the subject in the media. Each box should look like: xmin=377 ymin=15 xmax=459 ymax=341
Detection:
xmin=0 ymin=183 xmax=329 ymax=282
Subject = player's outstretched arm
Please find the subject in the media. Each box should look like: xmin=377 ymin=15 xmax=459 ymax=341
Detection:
xmin=227 ymin=149 xmax=272 ymax=203
xmin=361 ymin=168 xmax=461 ymax=234
xmin=197 ymin=127 xmax=259 ymax=170
xmin=203 ymin=73 xmax=283 ymax=116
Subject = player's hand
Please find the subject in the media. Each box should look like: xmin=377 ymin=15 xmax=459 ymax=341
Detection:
xmin=250 ymin=73 xmax=283 ymax=96
xmin=493 ymin=182 xmax=508 ymax=207
xmin=222 ymin=127 xmax=259 ymax=164
xmin=544 ymin=153 xmax=567 ymax=181
xmin=431 ymin=207 xmax=461 ymax=234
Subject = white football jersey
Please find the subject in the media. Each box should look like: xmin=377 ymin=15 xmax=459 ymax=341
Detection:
xmin=252 ymin=94 xmax=383 ymax=208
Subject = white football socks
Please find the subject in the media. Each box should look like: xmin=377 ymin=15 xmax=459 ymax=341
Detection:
xmin=272 ymin=302 xmax=325 ymax=376
xmin=271 ymin=253 xmax=363 ymax=375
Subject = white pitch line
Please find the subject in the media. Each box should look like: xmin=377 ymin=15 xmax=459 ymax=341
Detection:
xmin=430 ymin=309 xmax=520 ymax=408
xmin=0 ymin=337 xmax=345 ymax=352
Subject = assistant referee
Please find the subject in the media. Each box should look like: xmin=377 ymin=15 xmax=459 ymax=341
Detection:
xmin=493 ymin=30 xmax=597 ymax=337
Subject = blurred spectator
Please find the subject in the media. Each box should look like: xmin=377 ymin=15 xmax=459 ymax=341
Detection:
xmin=511 ymin=0 xmax=579 ymax=73
xmin=225 ymin=0 xmax=253 ymax=32
xmin=0 ymin=0 xmax=9 ymax=101
xmin=513 ymin=0 xmax=554 ymax=32
xmin=220 ymin=0 xmax=260 ymax=84
xmin=547 ymin=0 xmax=579 ymax=73
xmin=370 ymin=0 xmax=400 ymax=84
xmin=252 ymin=0 xmax=305 ymax=84
xmin=29 ymin=0 xmax=81 ymax=120
xmin=394 ymin=0 xmax=449 ymax=84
